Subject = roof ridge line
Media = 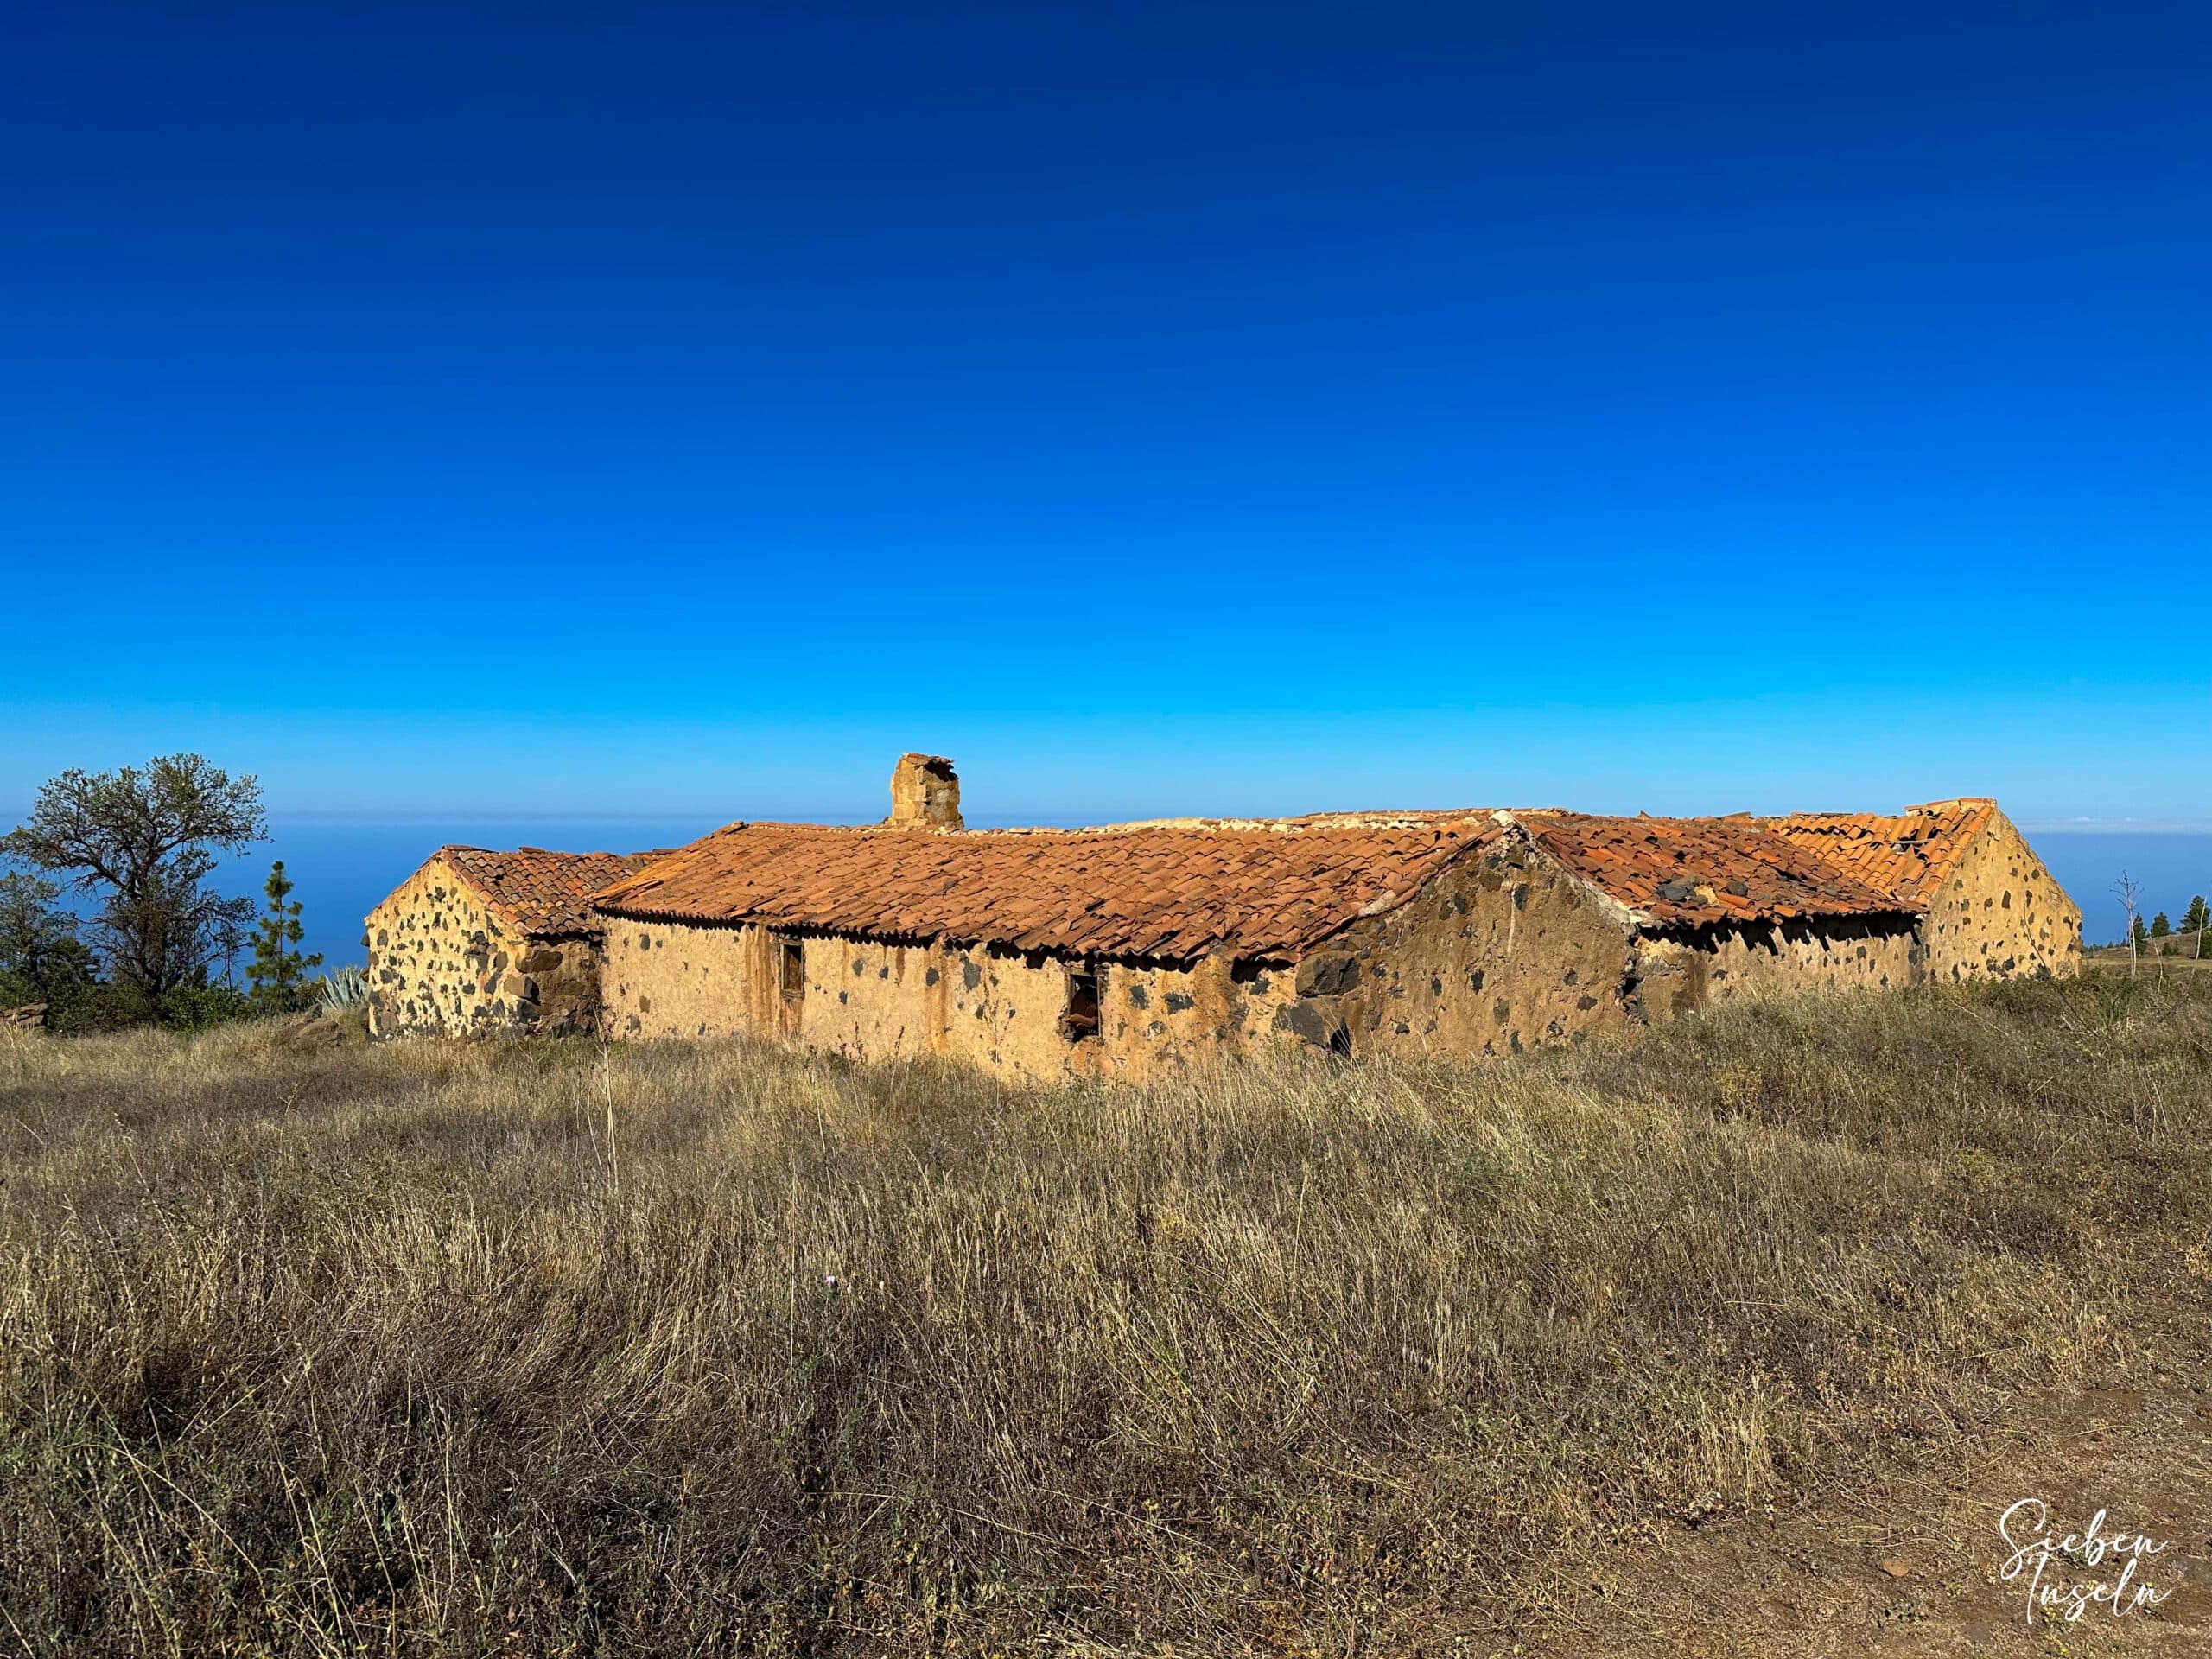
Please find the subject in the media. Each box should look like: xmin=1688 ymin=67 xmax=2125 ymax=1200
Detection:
xmin=708 ymin=811 xmax=1508 ymax=839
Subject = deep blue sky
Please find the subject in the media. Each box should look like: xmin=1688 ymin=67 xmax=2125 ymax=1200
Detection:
xmin=3 ymin=1 xmax=2207 ymax=832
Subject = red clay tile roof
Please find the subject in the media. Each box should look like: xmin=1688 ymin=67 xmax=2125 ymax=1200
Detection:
xmin=1510 ymin=811 xmax=1910 ymax=925
xmin=439 ymin=847 xmax=667 ymax=938
xmin=1761 ymin=799 xmax=1997 ymax=912
xmin=592 ymin=817 xmax=1510 ymax=961
xmin=589 ymin=797 xmax=1987 ymax=959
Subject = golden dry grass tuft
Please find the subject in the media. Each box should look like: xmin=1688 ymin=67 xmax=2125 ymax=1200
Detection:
xmin=2 ymin=973 xmax=2209 ymax=1656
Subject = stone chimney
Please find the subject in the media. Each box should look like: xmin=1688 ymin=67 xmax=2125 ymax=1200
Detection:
xmin=886 ymin=753 xmax=963 ymax=830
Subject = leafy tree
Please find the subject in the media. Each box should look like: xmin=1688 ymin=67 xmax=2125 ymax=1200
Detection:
xmin=0 ymin=871 xmax=99 ymax=1025
xmin=2151 ymin=911 xmax=2171 ymax=938
xmin=1 ymin=755 xmax=264 ymax=1022
xmin=245 ymin=861 xmax=321 ymax=1012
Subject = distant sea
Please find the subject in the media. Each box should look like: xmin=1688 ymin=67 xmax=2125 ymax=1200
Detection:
xmin=221 ymin=811 xmax=1088 ymax=972
xmin=219 ymin=817 xmax=733 ymax=975
xmin=195 ymin=817 xmax=2210 ymax=976
xmin=2016 ymin=830 xmax=2212 ymax=947
xmin=1 ymin=810 xmax=2195 ymax=978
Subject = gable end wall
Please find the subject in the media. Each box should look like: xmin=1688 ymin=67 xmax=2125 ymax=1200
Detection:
xmin=366 ymin=860 xmax=607 ymax=1037
xmin=1285 ymin=835 xmax=1641 ymax=1059
xmin=1271 ymin=837 xmax=1918 ymax=1061
xmin=1916 ymin=811 xmax=2082 ymax=981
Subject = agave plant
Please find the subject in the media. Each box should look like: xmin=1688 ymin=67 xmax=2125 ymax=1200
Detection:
xmin=316 ymin=965 xmax=368 ymax=1013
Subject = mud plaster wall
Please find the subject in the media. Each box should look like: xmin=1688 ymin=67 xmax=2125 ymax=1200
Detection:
xmin=1917 ymin=814 xmax=2082 ymax=982
xmin=599 ymin=819 xmax=2062 ymax=1076
xmin=601 ymin=918 xmax=1301 ymax=1083
xmin=366 ymin=861 xmax=604 ymax=1037
xmin=1274 ymin=836 xmax=1924 ymax=1061
xmin=1629 ymin=915 xmax=1922 ymax=1022
xmin=1280 ymin=837 xmax=1641 ymax=1060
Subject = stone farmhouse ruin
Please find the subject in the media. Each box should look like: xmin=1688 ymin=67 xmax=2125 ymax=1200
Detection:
xmin=365 ymin=846 xmax=663 ymax=1038
xmin=366 ymin=755 xmax=2080 ymax=1077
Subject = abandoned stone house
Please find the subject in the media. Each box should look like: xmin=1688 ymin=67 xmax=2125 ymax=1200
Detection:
xmin=1761 ymin=799 xmax=2073 ymax=982
xmin=365 ymin=755 xmax=2080 ymax=1077
xmin=365 ymin=845 xmax=662 ymax=1038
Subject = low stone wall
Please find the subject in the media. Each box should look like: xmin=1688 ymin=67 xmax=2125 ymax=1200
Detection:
xmin=1 ymin=1003 xmax=48 ymax=1033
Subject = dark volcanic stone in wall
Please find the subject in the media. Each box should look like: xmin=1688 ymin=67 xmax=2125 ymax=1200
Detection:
xmin=1294 ymin=953 xmax=1360 ymax=997
xmin=1277 ymin=997 xmax=1346 ymax=1049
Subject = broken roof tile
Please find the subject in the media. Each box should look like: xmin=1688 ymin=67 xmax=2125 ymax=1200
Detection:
xmin=591 ymin=817 xmax=1507 ymax=962
xmin=586 ymin=793 xmax=1972 ymax=962
xmin=1762 ymin=799 xmax=1997 ymax=911
xmin=1510 ymin=811 xmax=1908 ymax=926
xmin=435 ymin=846 xmax=668 ymax=938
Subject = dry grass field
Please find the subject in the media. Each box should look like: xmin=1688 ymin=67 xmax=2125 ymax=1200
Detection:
xmin=3 ymin=975 xmax=2209 ymax=1656
xmin=2085 ymin=937 xmax=2212 ymax=976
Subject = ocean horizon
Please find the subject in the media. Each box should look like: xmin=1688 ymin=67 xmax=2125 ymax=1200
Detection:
xmin=170 ymin=817 xmax=2212 ymax=977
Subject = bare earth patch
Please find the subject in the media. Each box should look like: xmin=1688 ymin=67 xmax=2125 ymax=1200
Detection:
xmin=1535 ymin=1371 xmax=2212 ymax=1656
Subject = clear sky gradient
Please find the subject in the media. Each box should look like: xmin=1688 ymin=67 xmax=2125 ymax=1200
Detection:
xmin=3 ymin=2 xmax=2207 ymax=830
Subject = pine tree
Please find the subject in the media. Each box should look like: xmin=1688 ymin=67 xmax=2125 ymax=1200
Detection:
xmin=2131 ymin=912 xmax=2151 ymax=951
xmin=2187 ymin=895 xmax=2209 ymax=936
xmin=2150 ymin=911 xmax=2171 ymax=938
xmin=0 ymin=871 xmax=99 ymax=1023
xmin=245 ymin=861 xmax=321 ymax=1012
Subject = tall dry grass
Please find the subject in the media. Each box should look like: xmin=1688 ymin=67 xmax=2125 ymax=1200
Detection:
xmin=2 ymin=974 xmax=2208 ymax=1656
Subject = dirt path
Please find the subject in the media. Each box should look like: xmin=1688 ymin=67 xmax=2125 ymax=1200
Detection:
xmin=1519 ymin=1368 xmax=2212 ymax=1656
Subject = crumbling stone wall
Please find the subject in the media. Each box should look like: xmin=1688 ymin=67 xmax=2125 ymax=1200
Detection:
xmin=1917 ymin=811 xmax=2081 ymax=981
xmin=886 ymin=753 xmax=963 ymax=830
xmin=1632 ymin=914 xmax=1922 ymax=1019
xmin=601 ymin=918 xmax=1300 ymax=1083
xmin=366 ymin=859 xmax=606 ymax=1038
xmin=1267 ymin=834 xmax=1927 ymax=1063
xmin=1275 ymin=835 xmax=1639 ymax=1059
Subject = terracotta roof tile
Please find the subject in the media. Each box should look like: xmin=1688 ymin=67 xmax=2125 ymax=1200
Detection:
xmin=591 ymin=817 xmax=1509 ymax=962
xmin=587 ymin=792 xmax=1999 ymax=960
xmin=439 ymin=846 xmax=668 ymax=938
xmin=1510 ymin=811 xmax=1909 ymax=925
xmin=1761 ymin=799 xmax=1997 ymax=912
